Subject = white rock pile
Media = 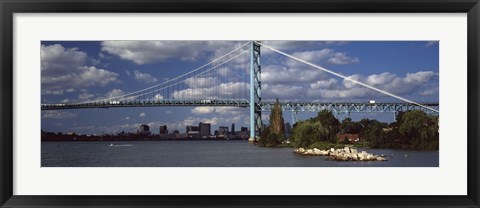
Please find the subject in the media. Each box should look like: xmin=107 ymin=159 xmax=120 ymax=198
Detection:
xmin=294 ymin=146 xmax=387 ymax=161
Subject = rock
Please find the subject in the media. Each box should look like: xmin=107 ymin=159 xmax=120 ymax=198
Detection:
xmin=377 ymin=157 xmax=387 ymax=161
xmin=320 ymin=150 xmax=329 ymax=156
xmin=294 ymin=147 xmax=386 ymax=161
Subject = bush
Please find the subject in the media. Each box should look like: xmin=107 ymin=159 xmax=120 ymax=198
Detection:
xmin=259 ymin=127 xmax=284 ymax=147
xmin=291 ymin=121 xmax=330 ymax=148
xmin=399 ymin=110 xmax=439 ymax=150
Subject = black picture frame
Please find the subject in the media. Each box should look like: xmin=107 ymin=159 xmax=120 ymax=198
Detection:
xmin=1 ymin=0 xmax=479 ymax=207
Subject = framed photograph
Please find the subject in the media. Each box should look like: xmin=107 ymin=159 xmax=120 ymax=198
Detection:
xmin=1 ymin=0 xmax=479 ymax=207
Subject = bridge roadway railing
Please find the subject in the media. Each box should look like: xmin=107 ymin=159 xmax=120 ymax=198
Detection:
xmin=42 ymin=99 xmax=439 ymax=115
xmin=258 ymin=102 xmax=439 ymax=115
xmin=41 ymin=99 xmax=251 ymax=110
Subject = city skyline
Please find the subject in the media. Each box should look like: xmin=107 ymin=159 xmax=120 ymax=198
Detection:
xmin=41 ymin=41 xmax=439 ymax=135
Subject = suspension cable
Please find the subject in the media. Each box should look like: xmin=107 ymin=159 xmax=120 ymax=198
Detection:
xmin=79 ymin=41 xmax=251 ymax=104
xmin=255 ymin=41 xmax=439 ymax=113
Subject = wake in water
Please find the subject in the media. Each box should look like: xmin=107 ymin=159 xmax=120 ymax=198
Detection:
xmin=109 ymin=144 xmax=134 ymax=147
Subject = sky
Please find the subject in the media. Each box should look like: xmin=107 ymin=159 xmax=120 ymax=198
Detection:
xmin=41 ymin=41 xmax=439 ymax=135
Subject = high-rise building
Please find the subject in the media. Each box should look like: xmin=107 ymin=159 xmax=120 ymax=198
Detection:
xmin=159 ymin=125 xmax=168 ymax=134
xmin=186 ymin=125 xmax=200 ymax=133
xmin=231 ymin=123 xmax=235 ymax=134
xmin=199 ymin=122 xmax=211 ymax=138
xmin=219 ymin=126 xmax=229 ymax=135
xmin=139 ymin=124 xmax=151 ymax=135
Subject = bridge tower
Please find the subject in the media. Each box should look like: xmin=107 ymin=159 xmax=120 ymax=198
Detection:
xmin=249 ymin=41 xmax=262 ymax=142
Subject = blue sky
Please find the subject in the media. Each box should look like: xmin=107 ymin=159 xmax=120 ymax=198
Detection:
xmin=41 ymin=41 xmax=439 ymax=135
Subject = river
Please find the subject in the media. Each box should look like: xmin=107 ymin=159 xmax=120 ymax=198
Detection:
xmin=41 ymin=140 xmax=439 ymax=167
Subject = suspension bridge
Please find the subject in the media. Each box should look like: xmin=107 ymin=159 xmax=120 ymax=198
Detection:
xmin=41 ymin=41 xmax=439 ymax=141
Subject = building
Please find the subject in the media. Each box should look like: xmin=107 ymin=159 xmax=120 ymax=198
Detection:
xmin=186 ymin=125 xmax=200 ymax=134
xmin=159 ymin=125 xmax=168 ymax=134
xmin=218 ymin=126 xmax=229 ymax=135
xmin=189 ymin=131 xmax=201 ymax=139
xmin=199 ymin=122 xmax=211 ymax=138
xmin=337 ymin=134 xmax=360 ymax=143
xmin=138 ymin=124 xmax=151 ymax=135
xmin=231 ymin=123 xmax=235 ymax=134
xmin=241 ymin=127 xmax=248 ymax=132
xmin=175 ymin=133 xmax=188 ymax=139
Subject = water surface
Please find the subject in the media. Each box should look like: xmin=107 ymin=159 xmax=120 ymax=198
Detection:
xmin=41 ymin=140 xmax=439 ymax=167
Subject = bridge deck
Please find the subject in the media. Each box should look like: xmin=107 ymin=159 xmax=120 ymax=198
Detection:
xmin=41 ymin=99 xmax=439 ymax=114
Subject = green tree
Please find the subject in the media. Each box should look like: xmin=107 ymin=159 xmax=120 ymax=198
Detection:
xmin=309 ymin=109 xmax=340 ymax=143
xmin=399 ymin=110 xmax=439 ymax=150
xmin=340 ymin=117 xmax=362 ymax=134
xmin=291 ymin=121 xmax=330 ymax=148
xmin=269 ymin=99 xmax=285 ymax=136
xmin=259 ymin=99 xmax=285 ymax=147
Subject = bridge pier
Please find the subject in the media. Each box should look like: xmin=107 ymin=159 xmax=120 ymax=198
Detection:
xmin=249 ymin=41 xmax=262 ymax=142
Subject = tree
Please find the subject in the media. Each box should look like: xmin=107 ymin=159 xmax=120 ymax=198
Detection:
xmin=291 ymin=121 xmax=330 ymax=148
xmin=340 ymin=118 xmax=362 ymax=134
xmin=259 ymin=127 xmax=283 ymax=147
xmin=309 ymin=109 xmax=340 ymax=143
xmin=399 ymin=110 xmax=439 ymax=150
xmin=269 ymin=99 xmax=285 ymax=136
xmin=259 ymin=99 xmax=285 ymax=147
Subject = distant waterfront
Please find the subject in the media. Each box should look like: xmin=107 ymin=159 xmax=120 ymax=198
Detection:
xmin=42 ymin=140 xmax=439 ymax=167
xmin=41 ymin=130 xmax=249 ymax=141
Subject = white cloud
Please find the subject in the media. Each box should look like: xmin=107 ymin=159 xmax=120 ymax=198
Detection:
xmin=191 ymin=106 xmax=247 ymax=116
xmin=41 ymin=44 xmax=119 ymax=92
xmin=310 ymin=78 xmax=338 ymax=90
xmin=191 ymin=107 xmax=216 ymax=115
xmin=420 ymin=88 xmax=438 ymax=96
xmin=101 ymin=41 xmax=204 ymax=64
xmin=101 ymin=41 xmax=249 ymax=65
xmin=261 ymin=49 xmax=357 ymax=86
xmin=262 ymin=64 xmax=326 ymax=84
xmin=42 ymin=89 xmax=66 ymax=95
xmin=133 ymin=70 xmax=158 ymax=83
xmin=153 ymin=94 xmax=164 ymax=101
xmin=287 ymin=49 xmax=359 ymax=67
xmin=42 ymin=111 xmax=76 ymax=119
xmin=262 ymin=84 xmax=306 ymax=100
xmin=306 ymin=71 xmax=438 ymax=100
xmin=105 ymin=89 xmax=125 ymax=98
xmin=172 ymin=82 xmax=249 ymax=100
xmin=184 ymin=77 xmax=220 ymax=88
xmin=78 ymin=93 xmax=94 ymax=100
xmin=327 ymin=52 xmax=359 ymax=65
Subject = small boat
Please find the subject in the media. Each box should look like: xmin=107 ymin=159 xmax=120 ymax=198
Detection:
xmin=109 ymin=143 xmax=114 ymax=147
